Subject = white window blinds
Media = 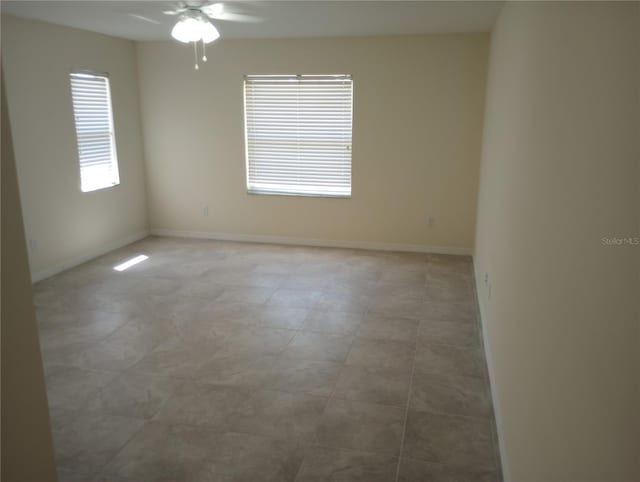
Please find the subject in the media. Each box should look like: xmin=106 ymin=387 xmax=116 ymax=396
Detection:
xmin=70 ymin=71 xmax=120 ymax=192
xmin=244 ymin=74 xmax=353 ymax=197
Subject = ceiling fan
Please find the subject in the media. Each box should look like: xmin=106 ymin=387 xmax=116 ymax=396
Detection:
xmin=161 ymin=1 xmax=261 ymax=70
xmin=163 ymin=2 xmax=260 ymax=24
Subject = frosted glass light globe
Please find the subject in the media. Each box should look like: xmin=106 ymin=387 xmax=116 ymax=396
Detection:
xmin=171 ymin=16 xmax=202 ymax=43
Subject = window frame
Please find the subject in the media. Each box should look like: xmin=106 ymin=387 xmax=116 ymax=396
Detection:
xmin=243 ymin=74 xmax=354 ymax=199
xmin=69 ymin=70 xmax=120 ymax=193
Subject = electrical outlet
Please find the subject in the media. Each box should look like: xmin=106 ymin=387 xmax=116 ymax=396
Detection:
xmin=29 ymin=238 xmax=38 ymax=253
xmin=202 ymin=205 xmax=209 ymax=217
xmin=427 ymin=216 xmax=435 ymax=228
xmin=484 ymin=272 xmax=489 ymax=285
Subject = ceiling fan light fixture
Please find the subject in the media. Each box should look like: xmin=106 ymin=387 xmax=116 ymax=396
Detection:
xmin=171 ymin=13 xmax=220 ymax=44
xmin=171 ymin=15 xmax=200 ymax=43
xmin=199 ymin=20 xmax=220 ymax=44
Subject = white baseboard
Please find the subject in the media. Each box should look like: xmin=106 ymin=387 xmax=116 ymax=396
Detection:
xmin=473 ymin=262 xmax=510 ymax=482
xmin=31 ymin=229 xmax=149 ymax=283
xmin=150 ymin=228 xmax=472 ymax=256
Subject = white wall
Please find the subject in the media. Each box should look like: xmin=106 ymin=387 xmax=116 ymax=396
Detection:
xmin=474 ymin=2 xmax=640 ymax=481
xmin=1 ymin=73 xmax=58 ymax=482
xmin=136 ymin=34 xmax=488 ymax=252
xmin=1 ymin=15 xmax=148 ymax=281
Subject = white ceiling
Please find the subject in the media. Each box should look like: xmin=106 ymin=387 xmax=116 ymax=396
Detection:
xmin=1 ymin=1 xmax=502 ymax=41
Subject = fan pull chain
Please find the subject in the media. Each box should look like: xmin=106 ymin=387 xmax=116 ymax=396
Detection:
xmin=202 ymin=39 xmax=208 ymax=62
xmin=193 ymin=41 xmax=199 ymax=70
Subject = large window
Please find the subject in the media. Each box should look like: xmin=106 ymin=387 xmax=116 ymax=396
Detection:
xmin=70 ymin=71 xmax=120 ymax=192
xmin=244 ymin=74 xmax=353 ymax=197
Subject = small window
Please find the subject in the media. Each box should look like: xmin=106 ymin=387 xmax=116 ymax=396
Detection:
xmin=70 ymin=71 xmax=120 ymax=192
xmin=244 ymin=74 xmax=353 ymax=197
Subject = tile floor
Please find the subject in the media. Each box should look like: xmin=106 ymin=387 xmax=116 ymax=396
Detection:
xmin=34 ymin=236 xmax=501 ymax=482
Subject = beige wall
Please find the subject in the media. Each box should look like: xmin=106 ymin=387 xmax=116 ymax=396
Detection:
xmin=1 ymin=72 xmax=58 ymax=482
xmin=136 ymin=34 xmax=488 ymax=252
xmin=1 ymin=15 xmax=148 ymax=281
xmin=474 ymin=2 xmax=640 ymax=481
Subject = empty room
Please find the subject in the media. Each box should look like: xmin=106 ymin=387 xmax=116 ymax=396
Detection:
xmin=1 ymin=1 xmax=638 ymax=482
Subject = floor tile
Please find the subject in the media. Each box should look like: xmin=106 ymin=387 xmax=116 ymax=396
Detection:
xmin=102 ymin=276 xmax=180 ymax=298
xmin=417 ymin=319 xmax=480 ymax=348
xmin=414 ymin=343 xmax=485 ymax=378
xmin=84 ymin=372 xmax=184 ymax=419
xmin=424 ymin=275 xmax=472 ymax=293
xmin=424 ymin=283 xmax=473 ymax=303
xmin=227 ymin=271 xmax=285 ymax=288
xmin=333 ymin=365 xmax=411 ymax=407
xmin=212 ymin=327 xmax=296 ymax=358
xmin=38 ymin=310 xmax=132 ymax=350
xmin=53 ymin=412 xmax=145 ymax=475
xmin=45 ymin=366 xmax=118 ymax=410
xmin=35 ymin=237 xmax=498 ymax=481
xmin=315 ymin=399 xmax=404 ymax=455
xmin=229 ymin=390 xmax=327 ymax=442
xmin=397 ymin=457 xmax=498 ymax=482
xmin=33 ymin=286 xmax=77 ymax=312
xmin=265 ymin=358 xmax=343 ymax=396
xmin=196 ymin=353 xmax=279 ymax=388
xmin=427 ymin=255 xmax=473 ymax=274
xmin=173 ymin=280 xmax=226 ymax=300
xmin=356 ymin=316 xmax=419 ymax=343
xmin=49 ymin=407 xmax=79 ymax=432
xmin=315 ymin=291 xmax=370 ymax=314
xmin=64 ymin=318 xmax=177 ymax=371
xmin=35 ymin=288 xmax=100 ymax=314
xmin=283 ymin=332 xmax=353 ymax=363
xmin=57 ymin=468 xmax=129 ymax=482
xmin=268 ymin=289 xmax=323 ymax=309
xmin=377 ymin=270 xmax=426 ymax=285
xmin=106 ymin=423 xmax=305 ymax=482
xmin=369 ymin=281 xmax=425 ymax=300
xmin=280 ymin=274 xmax=332 ymax=291
xmin=101 ymin=422 xmax=225 ymax=481
xmin=144 ymin=260 xmax=212 ymax=280
xmin=260 ymin=307 xmax=310 ymax=329
xmin=88 ymin=292 xmax=158 ymax=318
xmin=154 ymin=381 xmax=251 ymax=430
xmin=403 ymin=410 xmax=496 ymax=470
xmin=215 ymin=286 xmax=277 ymax=304
xmin=130 ymin=338 xmax=216 ymax=379
xmin=295 ymin=446 xmax=397 ymax=482
xmin=147 ymin=294 xmax=209 ymax=327
xmin=367 ymin=295 xmax=425 ymax=320
xmin=346 ymin=338 xmax=414 ymax=372
xmin=410 ymin=371 xmax=493 ymax=418
xmin=37 ymin=308 xmax=131 ymax=330
xmin=302 ymin=310 xmax=363 ymax=335
xmin=197 ymin=300 xmax=263 ymax=327
xmin=422 ymin=301 xmax=477 ymax=323
xmin=204 ymin=431 xmax=306 ymax=482
xmin=253 ymin=261 xmax=300 ymax=276
xmin=41 ymin=340 xmax=98 ymax=367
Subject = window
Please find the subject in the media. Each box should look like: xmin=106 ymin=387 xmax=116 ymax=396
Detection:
xmin=70 ymin=71 xmax=120 ymax=192
xmin=244 ymin=74 xmax=353 ymax=197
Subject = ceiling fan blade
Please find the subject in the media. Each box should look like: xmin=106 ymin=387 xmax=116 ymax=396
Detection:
xmin=200 ymin=3 xmax=225 ymax=18
xmin=212 ymin=12 xmax=263 ymax=23
xmin=128 ymin=13 xmax=162 ymax=24
xmin=201 ymin=3 xmax=263 ymax=23
xmin=163 ymin=1 xmax=189 ymax=15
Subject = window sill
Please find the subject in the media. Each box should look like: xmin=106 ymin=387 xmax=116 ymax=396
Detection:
xmin=81 ymin=182 xmax=120 ymax=194
xmin=247 ymin=189 xmax=351 ymax=199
